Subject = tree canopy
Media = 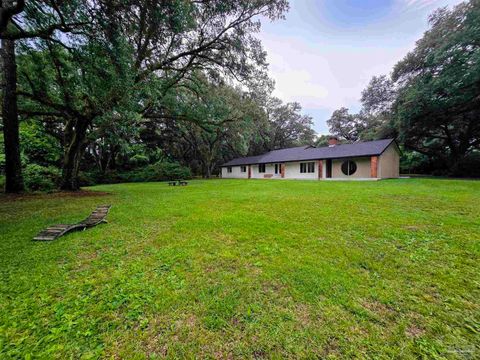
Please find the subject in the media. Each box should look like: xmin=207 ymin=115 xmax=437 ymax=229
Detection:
xmin=1 ymin=0 xmax=322 ymax=191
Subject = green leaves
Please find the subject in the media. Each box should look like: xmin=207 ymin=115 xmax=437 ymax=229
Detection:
xmin=391 ymin=1 xmax=480 ymax=172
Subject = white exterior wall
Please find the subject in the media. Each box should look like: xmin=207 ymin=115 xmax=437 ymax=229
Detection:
xmin=251 ymin=163 xmax=282 ymax=179
xmin=284 ymin=161 xmax=318 ymax=180
xmin=250 ymin=161 xmax=319 ymax=180
xmin=221 ymin=166 xmax=248 ymax=179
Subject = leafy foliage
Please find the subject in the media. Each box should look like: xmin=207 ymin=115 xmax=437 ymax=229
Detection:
xmin=20 ymin=122 xmax=62 ymax=166
xmin=4 ymin=0 xmax=304 ymax=191
xmin=80 ymin=161 xmax=192 ymax=186
xmin=327 ymin=107 xmax=366 ymax=142
xmin=392 ymin=1 xmax=480 ymax=174
xmin=23 ymin=163 xmax=61 ymax=191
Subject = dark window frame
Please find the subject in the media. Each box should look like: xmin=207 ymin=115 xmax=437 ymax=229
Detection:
xmin=300 ymin=162 xmax=315 ymax=173
xmin=274 ymin=163 xmax=282 ymax=174
xmin=227 ymin=166 xmax=233 ymax=173
xmin=341 ymin=160 xmax=357 ymax=176
xmin=240 ymin=166 xmax=247 ymax=173
xmin=258 ymin=164 xmax=266 ymax=173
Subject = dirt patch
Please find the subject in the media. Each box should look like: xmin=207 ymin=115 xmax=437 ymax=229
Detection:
xmin=405 ymin=324 xmax=425 ymax=338
xmin=362 ymin=299 xmax=395 ymax=318
xmin=319 ymin=337 xmax=340 ymax=357
xmin=174 ymin=314 xmax=197 ymax=330
xmin=0 ymin=190 xmax=111 ymax=202
xmin=404 ymin=225 xmax=421 ymax=232
xmin=294 ymin=303 xmax=313 ymax=327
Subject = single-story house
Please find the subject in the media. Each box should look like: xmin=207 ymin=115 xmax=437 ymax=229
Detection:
xmin=221 ymin=138 xmax=400 ymax=180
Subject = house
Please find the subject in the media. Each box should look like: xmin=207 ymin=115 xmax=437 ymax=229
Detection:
xmin=221 ymin=138 xmax=400 ymax=180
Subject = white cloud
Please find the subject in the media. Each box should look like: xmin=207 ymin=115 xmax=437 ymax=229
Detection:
xmin=258 ymin=0 xmax=464 ymax=133
xmin=400 ymin=0 xmax=451 ymax=12
xmin=261 ymin=33 xmax=407 ymax=113
xmin=405 ymin=0 xmax=438 ymax=6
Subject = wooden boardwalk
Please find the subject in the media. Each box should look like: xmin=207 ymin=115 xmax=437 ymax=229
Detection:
xmin=33 ymin=205 xmax=111 ymax=241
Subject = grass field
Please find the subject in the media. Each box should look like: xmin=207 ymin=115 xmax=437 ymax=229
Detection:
xmin=0 ymin=179 xmax=479 ymax=358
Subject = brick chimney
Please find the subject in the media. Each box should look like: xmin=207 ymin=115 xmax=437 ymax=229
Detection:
xmin=328 ymin=136 xmax=338 ymax=147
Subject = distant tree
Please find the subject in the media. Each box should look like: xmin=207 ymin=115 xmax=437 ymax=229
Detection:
xmin=327 ymin=107 xmax=366 ymax=142
xmin=358 ymin=75 xmax=398 ymax=140
xmin=361 ymin=75 xmax=396 ymax=116
xmin=314 ymin=134 xmax=348 ymax=147
xmin=143 ymin=78 xmax=265 ymax=177
xmin=259 ymin=98 xmax=315 ymax=150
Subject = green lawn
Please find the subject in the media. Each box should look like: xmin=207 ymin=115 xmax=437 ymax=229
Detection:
xmin=1 ymin=179 xmax=479 ymax=359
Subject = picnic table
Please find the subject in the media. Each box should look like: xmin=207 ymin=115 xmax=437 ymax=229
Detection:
xmin=168 ymin=180 xmax=188 ymax=186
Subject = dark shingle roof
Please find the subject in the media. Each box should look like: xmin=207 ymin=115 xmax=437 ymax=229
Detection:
xmin=222 ymin=139 xmax=396 ymax=167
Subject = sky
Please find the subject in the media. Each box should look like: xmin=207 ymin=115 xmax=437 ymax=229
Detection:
xmin=258 ymin=0 xmax=464 ymax=134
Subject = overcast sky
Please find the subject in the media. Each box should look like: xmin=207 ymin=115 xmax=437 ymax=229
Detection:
xmin=258 ymin=0 xmax=464 ymax=134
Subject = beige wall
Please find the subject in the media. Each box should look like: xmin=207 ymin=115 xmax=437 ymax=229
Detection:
xmin=221 ymin=166 xmax=248 ymax=178
xmin=331 ymin=157 xmax=371 ymax=179
xmin=251 ymin=163 xmax=282 ymax=179
xmin=379 ymin=143 xmax=400 ymax=178
xmin=284 ymin=161 xmax=319 ymax=180
xmin=250 ymin=162 xmax=319 ymax=180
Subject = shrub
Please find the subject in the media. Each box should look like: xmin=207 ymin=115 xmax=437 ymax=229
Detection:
xmin=80 ymin=161 xmax=192 ymax=185
xmin=24 ymin=164 xmax=61 ymax=192
xmin=0 ymin=175 xmax=5 ymax=192
xmin=134 ymin=161 xmax=192 ymax=182
xmin=20 ymin=122 xmax=62 ymax=166
xmin=451 ymin=152 xmax=480 ymax=178
xmin=77 ymin=171 xmax=98 ymax=187
xmin=129 ymin=154 xmax=150 ymax=167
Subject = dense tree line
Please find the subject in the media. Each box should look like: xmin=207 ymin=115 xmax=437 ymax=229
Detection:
xmin=1 ymin=0 xmax=316 ymax=193
xmin=327 ymin=0 xmax=480 ymax=176
xmin=4 ymin=1 xmax=477 ymax=193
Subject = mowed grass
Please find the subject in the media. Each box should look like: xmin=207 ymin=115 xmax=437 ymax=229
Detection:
xmin=0 ymin=179 xmax=479 ymax=359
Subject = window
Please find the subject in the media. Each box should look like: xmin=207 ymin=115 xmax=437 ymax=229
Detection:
xmin=274 ymin=163 xmax=282 ymax=174
xmin=258 ymin=164 xmax=266 ymax=173
xmin=227 ymin=166 xmax=232 ymax=173
xmin=341 ymin=160 xmax=357 ymax=176
xmin=300 ymin=162 xmax=315 ymax=173
xmin=240 ymin=166 xmax=247 ymax=173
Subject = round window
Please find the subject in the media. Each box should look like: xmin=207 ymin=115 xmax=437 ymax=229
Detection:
xmin=341 ymin=160 xmax=357 ymax=176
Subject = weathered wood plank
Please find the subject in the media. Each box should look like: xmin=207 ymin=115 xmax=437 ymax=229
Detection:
xmin=33 ymin=205 xmax=111 ymax=241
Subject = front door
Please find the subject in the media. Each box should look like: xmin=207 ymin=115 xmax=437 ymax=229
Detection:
xmin=274 ymin=163 xmax=282 ymax=177
xmin=326 ymin=159 xmax=332 ymax=178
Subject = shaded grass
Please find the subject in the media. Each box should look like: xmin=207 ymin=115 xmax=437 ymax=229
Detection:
xmin=0 ymin=179 xmax=479 ymax=358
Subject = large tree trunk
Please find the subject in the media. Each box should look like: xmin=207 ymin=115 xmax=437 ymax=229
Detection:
xmin=61 ymin=119 xmax=88 ymax=191
xmin=1 ymin=38 xmax=24 ymax=193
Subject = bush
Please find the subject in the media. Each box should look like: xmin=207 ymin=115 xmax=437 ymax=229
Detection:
xmin=451 ymin=152 xmax=480 ymax=178
xmin=79 ymin=161 xmax=192 ymax=185
xmin=20 ymin=122 xmax=62 ymax=166
xmin=133 ymin=161 xmax=192 ymax=182
xmin=0 ymin=175 xmax=5 ymax=192
xmin=24 ymin=164 xmax=61 ymax=192
xmin=129 ymin=154 xmax=150 ymax=167
xmin=77 ymin=171 xmax=98 ymax=187
xmin=400 ymin=151 xmax=430 ymax=174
